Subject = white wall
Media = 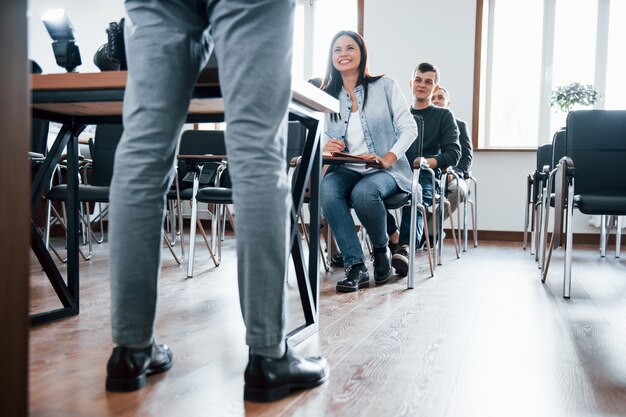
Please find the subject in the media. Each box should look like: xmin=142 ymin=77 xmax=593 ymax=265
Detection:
xmin=27 ymin=0 xmax=608 ymax=235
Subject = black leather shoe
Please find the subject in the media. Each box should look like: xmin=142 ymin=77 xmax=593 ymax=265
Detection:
xmin=372 ymin=247 xmax=392 ymax=285
xmin=336 ymin=263 xmax=369 ymax=292
xmin=329 ymin=252 xmax=344 ymax=268
xmin=244 ymin=347 xmax=329 ymax=402
xmin=105 ymin=342 xmax=174 ymax=392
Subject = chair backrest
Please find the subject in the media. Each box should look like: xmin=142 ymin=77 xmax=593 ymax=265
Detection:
xmin=31 ymin=118 xmax=49 ymax=155
xmin=177 ymin=129 xmax=227 ymax=188
xmin=566 ymin=110 xmax=626 ymax=196
xmin=551 ymin=129 xmax=566 ymax=169
xmin=91 ymin=124 xmax=124 ymax=187
xmin=536 ymin=143 xmax=553 ymax=172
xmin=287 ymin=121 xmax=307 ymax=165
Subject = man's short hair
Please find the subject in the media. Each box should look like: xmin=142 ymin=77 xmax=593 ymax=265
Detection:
xmin=412 ymin=62 xmax=440 ymax=84
xmin=437 ymin=86 xmax=450 ymax=100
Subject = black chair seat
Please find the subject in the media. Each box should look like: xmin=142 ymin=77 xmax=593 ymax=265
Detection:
xmin=383 ymin=192 xmax=411 ymax=209
xmin=168 ymin=187 xmax=195 ymax=201
xmin=574 ymin=194 xmax=626 ymax=215
xmin=196 ymin=187 xmax=232 ymax=204
xmin=47 ymin=184 xmax=110 ymax=203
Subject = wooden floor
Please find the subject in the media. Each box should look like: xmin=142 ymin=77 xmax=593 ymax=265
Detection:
xmin=28 ymin=235 xmax=626 ymax=417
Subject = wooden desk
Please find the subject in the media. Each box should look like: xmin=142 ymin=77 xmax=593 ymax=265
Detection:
xmin=30 ymin=71 xmax=338 ymax=344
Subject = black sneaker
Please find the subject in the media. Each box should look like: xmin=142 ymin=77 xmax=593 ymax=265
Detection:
xmin=329 ymin=252 xmax=344 ymax=268
xmin=391 ymin=245 xmax=410 ymax=277
xmin=372 ymin=247 xmax=392 ymax=285
xmin=388 ymin=241 xmax=400 ymax=254
xmin=336 ymin=263 xmax=369 ymax=292
xmin=420 ymin=234 xmax=441 ymax=251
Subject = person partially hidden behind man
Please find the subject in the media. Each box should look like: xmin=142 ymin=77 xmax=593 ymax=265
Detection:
xmin=431 ymin=86 xmax=473 ymax=217
xmin=389 ymin=62 xmax=461 ymax=276
xmin=105 ymin=0 xmax=328 ymax=403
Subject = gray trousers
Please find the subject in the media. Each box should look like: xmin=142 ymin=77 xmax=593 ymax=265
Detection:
xmin=109 ymin=0 xmax=294 ymax=349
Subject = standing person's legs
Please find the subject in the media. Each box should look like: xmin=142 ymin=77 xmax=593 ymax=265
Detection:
xmin=107 ymin=0 xmax=209 ymax=392
xmin=208 ymin=0 xmax=328 ymax=402
xmin=209 ymin=0 xmax=292 ymax=354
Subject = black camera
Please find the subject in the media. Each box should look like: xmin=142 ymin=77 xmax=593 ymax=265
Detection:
xmin=93 ymin=18 xmax=127 ymax=71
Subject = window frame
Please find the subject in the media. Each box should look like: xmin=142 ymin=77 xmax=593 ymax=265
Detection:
xmin=295 ymin=0 xmax=363 ymax=81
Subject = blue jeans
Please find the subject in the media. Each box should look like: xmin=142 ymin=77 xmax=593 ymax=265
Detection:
xmin=399 ymin=170 xmax=438 ymax=246
xmin=321 ymin=167 xmax=400 ymax=267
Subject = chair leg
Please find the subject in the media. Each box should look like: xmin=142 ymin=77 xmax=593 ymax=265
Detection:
xmin=538 ymin=183 xmax=549 ymax=269
xmin=436 ymin=198 xmax=444 ymax=266
xmin=446 ymin=201 xmax=460 ymax=259
xmin=530 ymin=200 xmax=537 ymax=256
xmin=563 ymin=179 xmax=575 ymax=299
xmin=523 ymin=177 xmax=532 ymax=250
xmin=463 ymin=196 xmax=469 ymax=252
xmin=600 ymin=215 xmax=607 ymax=257
xmin=421 ymin=206 xmax=434 ymax=278
xmin=162 ymin=231 xmax=183 ymax=265
xmin=210 ymin=203 xmax=219 ymax=254
xmin=187 ymin=179 xmax=200 ymax=278
xmin=197 ymin=218 xmax=219 ymax=266
xmin=470 ymin=176 xmax=478 ymax=248
xmin=616 ymin=216 xmax=622 ymax=258
xmin=533 ymin=201 xmax=542 ymax=260
xmin=44 ymin=198 xmax=52 ymax=250
xmin=456 ymin=192 xmax=462 ymax=255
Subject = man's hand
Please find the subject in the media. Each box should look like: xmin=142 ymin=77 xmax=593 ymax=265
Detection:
xmin=426 ymin=157 xmax=438 ymax=169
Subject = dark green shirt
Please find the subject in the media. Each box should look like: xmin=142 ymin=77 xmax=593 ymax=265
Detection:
xmin=408 ymin=105 xmax=461 ymax=168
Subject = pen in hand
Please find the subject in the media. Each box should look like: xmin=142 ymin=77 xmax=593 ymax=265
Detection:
xmin=323 ymin=138 xmax=346 ymax=153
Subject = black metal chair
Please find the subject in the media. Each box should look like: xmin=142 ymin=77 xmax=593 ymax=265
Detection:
xmin=542 ymin=110 xmax=626 ymax=298
xmin=183 ymin=122 xmax=311 ymax=278
xmin=173 ymin=129 xmax=228 ymax=277
xmin=537 ymin=130 xmax=567 ymax=269
xmin=44 ymin=124 xmax=122 ymax=261
xmin=523 ymin=142 xmax=553 ymax=258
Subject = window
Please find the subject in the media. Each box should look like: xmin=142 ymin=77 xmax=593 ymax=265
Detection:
xmin=479 ymin=0 xmax=626 ymax=148
xmin=605 ymin=0 xmax=626 ymax=110
xmin=292 ymin=0 xmax=359 ymax=82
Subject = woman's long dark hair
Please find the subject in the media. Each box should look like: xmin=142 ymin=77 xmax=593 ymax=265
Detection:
xmin=320 ymin=30 xmax=383 ymax=118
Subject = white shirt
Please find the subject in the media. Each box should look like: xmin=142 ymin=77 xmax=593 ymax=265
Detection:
xmin=345 ymin=110 xmax=372 ymax=173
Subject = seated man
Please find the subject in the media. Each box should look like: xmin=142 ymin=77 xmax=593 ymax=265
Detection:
xmin=390 ymin=63 xmax=461 ymax=277
xmin=431 ymin=86 xmax=473 ymax=215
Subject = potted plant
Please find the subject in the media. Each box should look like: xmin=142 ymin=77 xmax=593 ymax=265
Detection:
xmin=550 ymin=82 xmax=601 ymax=113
